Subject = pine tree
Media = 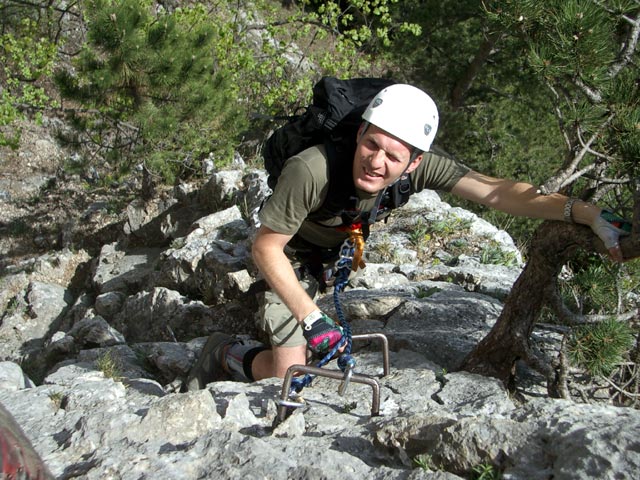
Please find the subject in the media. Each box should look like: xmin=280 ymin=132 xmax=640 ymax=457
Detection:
xmin=55 ymin=0 xmax=247 ymax=182
xmin=456 ymin=0 xmax=640 ymax=400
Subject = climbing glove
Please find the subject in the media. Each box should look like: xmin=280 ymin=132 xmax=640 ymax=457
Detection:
xmin=302 ymin=310 xmax=343 ymax=355
xmin=590 ymin=210 xmax=632 ymax=249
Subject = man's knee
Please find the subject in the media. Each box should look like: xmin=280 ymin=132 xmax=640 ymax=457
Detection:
xmin=272 ymin=344 xmax=307 ymax=378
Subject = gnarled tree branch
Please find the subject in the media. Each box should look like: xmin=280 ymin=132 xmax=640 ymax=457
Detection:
xmin=459 ymin=220 xmax=640 ymax=387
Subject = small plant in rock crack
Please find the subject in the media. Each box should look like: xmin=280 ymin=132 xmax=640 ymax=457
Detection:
xmin=480 ymin=241 xmax=519 ymax=267
xmin=429 ymin=215 xmax=473 ymax=238
xmin=471 ymin=462 xmax=502 ymax=479
xmin=371 ymin=235 xmax=396 ymax=263
xmin=48 ymin=391 xmax=65 ymax=411
xmin=408 ymin=219 xmax=430 ymax=249
xmin=414 ymin=286 xmax=441 ymax=299
xmin=4 ymin=296 xmax=21 ymax=316
xmin=96 ymin=351 xmax=123 ymax=381
xmin=435 ymin=368 xmax=448 ymax=386
xmin=341 ymin=401 xmax=358 ymax=413
xmin=412 ymin=454 xmax=437 ymax=471
xmin=170 ymin=237 xmax=187 ymax=249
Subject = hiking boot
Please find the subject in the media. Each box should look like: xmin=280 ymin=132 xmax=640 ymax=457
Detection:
xmin=185 ymin=332 xmax=235 ymax=391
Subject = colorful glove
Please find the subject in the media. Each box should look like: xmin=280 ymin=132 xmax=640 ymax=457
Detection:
xmin=302 ymin=310 xmax=343 ymax=355
xmin=591 ymin=210 xmax=632 ymax=249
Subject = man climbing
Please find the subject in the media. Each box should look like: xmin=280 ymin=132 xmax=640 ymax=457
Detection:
xmin=186 ymin=82 xmax=629 ymax=388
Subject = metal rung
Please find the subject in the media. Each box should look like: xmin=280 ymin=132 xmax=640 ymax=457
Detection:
xmin=277 ymin=364 xmax=381 ymax=422
xmin=277 ymin=398 xmax=306 ymax=409
xmin=351 ymin=333 xmax=390 ymax=376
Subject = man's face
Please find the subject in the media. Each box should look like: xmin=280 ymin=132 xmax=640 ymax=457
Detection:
xmin=352 ymin=124 xmax=422 ymax=193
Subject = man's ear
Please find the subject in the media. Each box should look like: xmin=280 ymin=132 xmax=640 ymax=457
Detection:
xmin=404 ymin=153 xmax=424 ymax=174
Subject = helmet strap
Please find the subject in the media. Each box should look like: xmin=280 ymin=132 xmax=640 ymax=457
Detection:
xmin=397 ymin=148 xmax=422 ymax=181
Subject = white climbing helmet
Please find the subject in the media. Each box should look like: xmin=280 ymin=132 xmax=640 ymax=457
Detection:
xmin=362 ymin=83 xmax=439 ymax=153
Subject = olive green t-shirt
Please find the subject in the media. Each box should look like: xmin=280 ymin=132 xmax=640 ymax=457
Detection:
xmin=258 ymin=144 xmax=470 ymax=249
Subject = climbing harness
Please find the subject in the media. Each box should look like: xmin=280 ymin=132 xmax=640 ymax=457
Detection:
xmin=287 ymin=225 xmax=365 ymax=398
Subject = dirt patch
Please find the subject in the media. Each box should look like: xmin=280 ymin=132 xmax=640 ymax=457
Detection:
xmin=0 ymin=119 xmax=63 ymax=177
xmin=0 ymin=119 xmax=131 ymax=271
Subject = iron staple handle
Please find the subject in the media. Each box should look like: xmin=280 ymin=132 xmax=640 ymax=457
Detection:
xmin=277 ymin=364 xmax=381 ymax=422
xmin=351 ymin=333 xmax=390 ymax=376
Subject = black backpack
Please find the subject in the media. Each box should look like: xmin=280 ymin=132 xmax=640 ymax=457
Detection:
xmin=261 ymin=76 xmax=413 ymax=225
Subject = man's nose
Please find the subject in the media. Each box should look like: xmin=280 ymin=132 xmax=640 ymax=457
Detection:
xmin=370 ymin=149 xmax=386 ymax=168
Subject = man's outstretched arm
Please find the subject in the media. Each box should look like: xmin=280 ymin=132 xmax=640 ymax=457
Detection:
xmin=451 ymin=170 xmax=628 ymax=262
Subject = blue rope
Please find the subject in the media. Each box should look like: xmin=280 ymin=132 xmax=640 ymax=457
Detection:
xmin=289 ymin=243 xmax=357 ymax=395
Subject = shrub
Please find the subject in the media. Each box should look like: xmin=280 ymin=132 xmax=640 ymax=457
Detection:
xmin=568 ymin=319 xmax=634 ymax=377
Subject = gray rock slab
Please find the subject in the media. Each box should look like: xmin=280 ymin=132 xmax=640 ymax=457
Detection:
xmin=383 ymin=290 xmax=502 ymax=371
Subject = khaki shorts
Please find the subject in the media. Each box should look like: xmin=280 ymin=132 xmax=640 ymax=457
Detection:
xmin=256 ymin=275 xmax=319 ymax=348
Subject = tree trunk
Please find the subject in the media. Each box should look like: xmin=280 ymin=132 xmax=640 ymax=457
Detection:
xmin=450 ymin=30 xmax=502 ymax=109
xmin=459 ymin=220 xmax=639 ymax=387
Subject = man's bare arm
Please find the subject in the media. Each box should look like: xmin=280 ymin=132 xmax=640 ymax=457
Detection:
xmin=451 ymin=170 xmax=600 ymax=224
xmin=252 ymin=225 xmax=318 ymax=323
xmin=451 ymin=170 xmax=626 ymax=261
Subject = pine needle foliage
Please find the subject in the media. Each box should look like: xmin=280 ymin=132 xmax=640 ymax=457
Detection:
xmin=55 ymin=0 xmax=247 ymax=183
xmin=484 ymin=0 xmax=640 ymax=208
xmin=389 ymin=0 xmax=639 ymax=245
xmin=568 ymin=319 xmax=634 ymax=377
xmin=560 ymin=252 xmax=622 ymax=314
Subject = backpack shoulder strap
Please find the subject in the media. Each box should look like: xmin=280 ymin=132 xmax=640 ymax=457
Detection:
xmin=306 ymin=138 xmax=356 ymax=223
